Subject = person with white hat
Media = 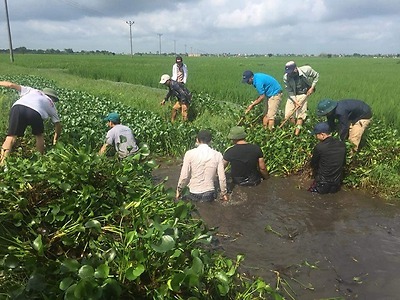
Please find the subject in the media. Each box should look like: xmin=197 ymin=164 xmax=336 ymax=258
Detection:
xmin=283 ymin=61 xmax=319 ymax=136
xmin=159 ymin=74 xmax=192 ymax=122
xmin=0 ymin=81 xmax=61 ymax=165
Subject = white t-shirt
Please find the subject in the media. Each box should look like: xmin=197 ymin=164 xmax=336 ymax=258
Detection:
xmin=13 ymin=86 xmax=60 ymax=123
xmin=105 ymin=124 xmax=139 ymax=158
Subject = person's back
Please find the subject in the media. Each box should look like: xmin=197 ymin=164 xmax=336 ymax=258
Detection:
xmin=106 ymin=124 xmax=139 ymax=158
xmin=253 ymin=73 xmax=282 ymax=97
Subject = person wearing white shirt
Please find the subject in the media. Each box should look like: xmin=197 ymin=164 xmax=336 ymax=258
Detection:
xmin=171 ymin=56 xmax=188 ymax=84
xmin=0 ymin=81 xmax=61 ymax=165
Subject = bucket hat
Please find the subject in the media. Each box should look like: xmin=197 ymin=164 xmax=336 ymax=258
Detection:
xmin=228 ymin=126 xmax=247 ymax=140
xmin=316 ymin=99 xmax=337 ymax=116
xmin=43 ymin=88 xmax=59 ymax=102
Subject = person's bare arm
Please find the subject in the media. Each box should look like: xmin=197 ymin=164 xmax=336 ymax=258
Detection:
xmin=258 ymin=157 xmax=269 ymax=179
xmin=53 ymin=122 xmax=62 ymax=145
xmin=99 ymin=143 xmax=109 ymax=155
xmin=0 ymin=81 xmax=22 ymax=91
xmin=245 ymin=94 xmax=266 ymax=114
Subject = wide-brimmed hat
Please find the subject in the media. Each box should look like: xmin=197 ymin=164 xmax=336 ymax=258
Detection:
xmin=228 ymin=126 xmax=247 ymax=140
xmin=43 ymin=88 xmax=59 ymax=102
xmin=316 ymin=99 xmax=338 ymax=116
xmin=104 ymin=112 xmax=120 ymax=123
xmin=159 ymin=74 xmax=170 ymax=84
xmin=312 ymin=122 xmax=331 ymax=134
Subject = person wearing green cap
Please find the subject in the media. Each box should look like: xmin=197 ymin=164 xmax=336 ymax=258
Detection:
xmin=99 ymin=112 xmax=139 ymax=159
xmin=316 ymin=98 xmax=372 ymax=151
xmin=223 ymin=126 xmax=268 ymax=186
xmin=0 ymin=81 xmax=61 ymax=166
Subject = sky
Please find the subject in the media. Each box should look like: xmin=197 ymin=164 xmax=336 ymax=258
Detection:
xmin=1 ymin=0 xmax=400 ymax=55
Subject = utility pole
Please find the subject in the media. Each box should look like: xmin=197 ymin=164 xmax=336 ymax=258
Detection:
xmin=125 ymin=20 xmax=134 ymax=57
xmin=157 ymin=33 xmax=163 ymax=55
xmin=173 ymin=40 xmax=176 ymax=54
xmin=4 ymin=0 xmax=14 ymax=62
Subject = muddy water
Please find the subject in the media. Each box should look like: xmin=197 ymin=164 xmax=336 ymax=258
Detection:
xmin=153 ymin=162 xmax=400 ymax=300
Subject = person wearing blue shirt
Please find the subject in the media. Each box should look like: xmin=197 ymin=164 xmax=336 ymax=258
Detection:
xmin=242 ymin=70 xmax=282 ymax=130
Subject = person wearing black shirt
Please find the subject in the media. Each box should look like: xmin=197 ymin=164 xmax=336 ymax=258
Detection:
xmin=309 ymin=122 xmax=346 ymax=194
xmin=316 ymin=98 xmax=372 ymax=151
xmin=159 ymin=74 xmax=192 ymax=122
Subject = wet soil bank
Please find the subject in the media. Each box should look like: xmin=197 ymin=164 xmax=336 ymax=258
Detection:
xmin=153 ymin=162 xmax=400 ymax=300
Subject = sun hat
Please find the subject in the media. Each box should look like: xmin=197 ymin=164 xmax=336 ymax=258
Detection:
xmin=242 ymin=70 xmax=254 ymax=83
xmin=228 ymin=126 xmax=247 ymax=140
xmin=159 ymin=74 xmax=170 ymax=84
xmin=43 ymin=88 xmax=59 ymax=102
xmin=316 ymin=99 xmax=338 ymax=116
xmin=104 ymin=112 xmax=120 ymax=123
xmin=312 ymin=122 xmax=331 ymax=134
xmin=285 ymin=61 xmax=297 ymax=74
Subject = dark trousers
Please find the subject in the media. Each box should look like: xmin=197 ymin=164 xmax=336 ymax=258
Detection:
xmin=185 ymin=191 xmax=216 ymax=202
xmin=308 ymin=180 xmax=341 ymax=194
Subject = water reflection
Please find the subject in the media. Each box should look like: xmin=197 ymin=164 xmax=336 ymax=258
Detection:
xmin=153 ymin=164 xmax=400 ymax=299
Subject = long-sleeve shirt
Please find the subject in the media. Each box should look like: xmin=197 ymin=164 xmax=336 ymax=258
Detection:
xmin=310 ymin=136 xmax=346 ymax=184
xmin=165 ymin=80 xmax=191 ymax=104
xmin=283 ymin=65 xmax=319 ymax=100
xmin=171 ymin=63 xmax=188 ymax=84
xmin=177 ymin=144 xmax=227 ymax=195
xmin=327 ymin=99 xmax=372 ymax=141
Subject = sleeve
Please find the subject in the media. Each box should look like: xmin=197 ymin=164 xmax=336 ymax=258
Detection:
xmin=338 ymin=114 xmax=350 ymax=141
xmin=307 ymin=67 xmax=319 ymax=87
xmin=310 ymin=146 xmax=321 ymax=174
xmin=164 ymin=87 xmax=173 ymax=101
xmin=177 ymin=152 xmax=191 ymax=191
xmin=171 ymin=64 xmax=178 ymax=81
xmin=105 ymin=130 xmax=114 ymax=146
xmin=217 ymin=154 xmax=227 ymax=195
xmin=183 ymin=64 xmax=188 ymax=83
xmin=47 ymin=104 xmax=61 ymax=123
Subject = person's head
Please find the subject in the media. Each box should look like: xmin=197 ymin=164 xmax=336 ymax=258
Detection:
xmin=176 ymin=56 xmax=183 ymax=66
xmin=228 ymin=126 xmax=247 ymax=143
xmin=196 ymin=130 xmax=212 ymax=145
xmin=316 ymin=99 xmax=338 ymax=116
xmin=242 ymin=70 xmax=254 ymax=85
xmin=159 ymin=74 xmax=171 ymax=85
xmin=104 ymin=112 xmax=120 ymax=126
xmin=312 ymin=122 xmax=331 ymax=141
xmin=284 ymin=61 xmax=298 ymax=77
xmin=43 ymin=88 xmax=59 ymax=102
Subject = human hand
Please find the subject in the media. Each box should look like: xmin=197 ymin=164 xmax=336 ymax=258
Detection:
xmin=245 ymin=104 xmax=253 ymax=114
xmin=221 ymin=194 xmax=229 ymax=202
xmin=160 ymin=99 xmax=166 ymax=105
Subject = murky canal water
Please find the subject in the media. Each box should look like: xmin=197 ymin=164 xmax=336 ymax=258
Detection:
xmin=153 ymin=162 xmax=400 ymax=300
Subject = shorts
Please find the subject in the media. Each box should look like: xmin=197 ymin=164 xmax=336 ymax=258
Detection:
xmin=7 ymin=105 xmax=44 ymax=137
xmin=285 ymin=94 xmax=308 ymax=120
xmin=264 ymin=92 xmax=282 ymax=120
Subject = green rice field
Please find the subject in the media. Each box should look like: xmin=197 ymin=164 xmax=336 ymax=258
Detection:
xmin=0 ymin=54 xmax=399 ymax=128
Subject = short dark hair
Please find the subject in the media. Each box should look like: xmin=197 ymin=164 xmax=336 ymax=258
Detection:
xmin=176 ymin=56 xmax=183 ymax=62
xmin=197 ymin=130 xmax=212 ymax=144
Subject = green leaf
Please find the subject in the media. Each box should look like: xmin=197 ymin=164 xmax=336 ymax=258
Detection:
xmin=167 ymin=272 xmax=186 ymax=291
xmin=62 ymin=258 xmax=80 ymax=272
xmin=125 ymin=264 xmax=145 ymax=281
xmin=3 ymin=254 xmax=19 ymax=269
xmin=94 ymin=264 xmax=109 ymax=279
xmin=78 ymin=265 xmax=95 ymax=280
xmin=151 ymin=235 xmax=175 ymax=253
xmin=64 ymin=284 xmax=79 ymax=300
xmin=33 ymin=235 xmax=44 ymax=256
xmin=60 ymin=277 xmax=74 ymax=291
xmin=84 ymin=219 xmax=101 ymax=231
xmin=60 ymin=182 xmax=72 ymax=192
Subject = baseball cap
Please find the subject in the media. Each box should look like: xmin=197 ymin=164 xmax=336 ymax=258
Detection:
xmin=285 ymin=61 xmax=297 ymax=74
xmin=159 ymin=74 xmax=170 ymax=84
xmin=104 ymin=112 xmax=120 ymax=123
xmin=312 ymin=122 xmax=331 ymax=134
xmin=242 ymin=70 xmax=254 ymax=83
xmin=43 ymin=88 xmax=59 ymax=102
